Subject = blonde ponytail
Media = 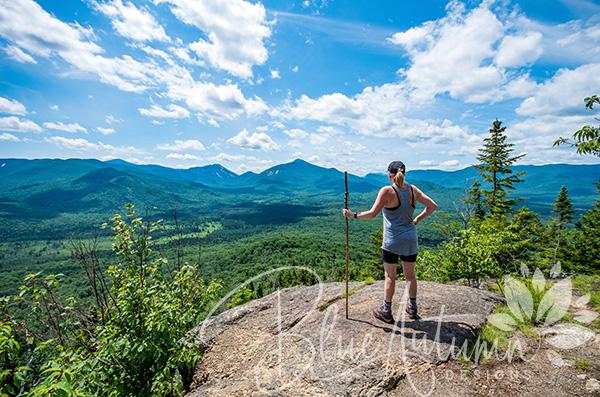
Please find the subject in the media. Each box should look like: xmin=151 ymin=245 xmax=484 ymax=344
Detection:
xmin=393 ymin=171 xmax=405 ymax=187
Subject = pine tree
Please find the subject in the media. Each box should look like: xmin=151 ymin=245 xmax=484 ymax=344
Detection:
xmin=466 ymin=179 xmax=485 ymax=220
xmin=551 ymin=186 xmax=575 ymax=267
xmin=475 ymin=119 xmax=526 ymax=216
xmin=553 ymin=186 xmax=575 ymax=228
xmin=572 ymin=181 xmax=600 ymax=272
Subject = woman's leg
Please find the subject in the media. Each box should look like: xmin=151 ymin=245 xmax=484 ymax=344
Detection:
xmin=373 ymin=262 xmax=398 ymax=323
xmin=383 ymin=262 xmax=397 ymax=302
xmin=401 ymin=261 xmax=417 ymax=300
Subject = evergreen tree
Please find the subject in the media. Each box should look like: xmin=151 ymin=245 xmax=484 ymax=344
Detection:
xmin=474 ymin=119 xmax=526 ymax=216
xmin=572 ymin=181 xmax=600 ymax=273
xmin=466 ymin=179 xmax=485 ymax=220
xmin=553 ymin=94 xmax=600 ymax=272
xmin=550 ymin=186 xmax=575 ymax=268
xmin=553 ymin=186 xmax=575 ymax=228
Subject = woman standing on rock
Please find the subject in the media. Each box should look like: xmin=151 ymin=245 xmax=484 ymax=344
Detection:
xmin=343 ymin=161 xmax=438 ymax=323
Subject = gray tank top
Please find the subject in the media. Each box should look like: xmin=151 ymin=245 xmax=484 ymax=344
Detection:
xmin=381 ymin=184 xmax=419 ymax=256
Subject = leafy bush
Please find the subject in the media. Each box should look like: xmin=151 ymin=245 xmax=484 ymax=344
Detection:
xmin=228 ymin=288 xmax=254 ymax=309
xmin=415 ymin=248 xmax=451 ymax=283
xmin=415 ymin=215 xmax=545 ymax=285
xmin=4 ymin=205 xmax=222 ymax=396
xmin=0 ymin=321 xmax=29 ymax=396
xmin=571 ymin=189 xmax=600 ymax=273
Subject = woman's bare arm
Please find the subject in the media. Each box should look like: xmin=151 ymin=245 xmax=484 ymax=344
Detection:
xmin=412 ymin=185 xmax=438 ymax=224
xmin=342 ymin=187 xmax=388 ymax=219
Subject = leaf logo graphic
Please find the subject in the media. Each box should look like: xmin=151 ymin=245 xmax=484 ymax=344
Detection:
xmin=535 ymin=274 xmax=571 ymax=326
xmin=489 ymin=263 xmax=571 ymax=330
xmin=487 ymin=263 xmax=596 ymax=352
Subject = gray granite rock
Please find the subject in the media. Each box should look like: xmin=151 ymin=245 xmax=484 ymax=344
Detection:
xmin=186 ymin=280 xmax=502 ymax=397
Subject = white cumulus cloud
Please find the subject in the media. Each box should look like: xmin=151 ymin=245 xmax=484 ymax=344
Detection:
xmin=138 ymin=103 xmax=190 ymax=119
xmin=105 ymin=115 xmax=121 ymax=124
xmin=165 ymin=153 xmax=200 ymax=161
xmin=96 ymin=127 xmax=116 ymax=135
xmin=167 ymin=80 xmax=269 ymax=120
xmin=516 ymin=63 xmax=600 ymax=117
xmin=388 ymin=1 xmax=544 ymax=103
xmin=43 ymin=121 xmax=87 ymax=133
xmin=156 ymin=139 xmax=206 ymax=152
xmin=156 ymin=0 xmax=272 ymax=78
xmin=0 ymin=132 xmax=22 ymax=142
xmin=94 ymin=0 xmax=170 ymax=42
xmin=209 ymin=152 xmax=269 ymax=165
xmin=227 ymin=129 xmax=279 ymax=151
xmin=510 ymin=114 xmax=596 ymax=164
xmin=279 ymin=82 xmax=479 ymax=145
xmin=3 ymin=45 xmax=36 ymax=64
xmin=516 ymin=17 xmax=600 ymax=66
xmin=283 ymin=128 xmax=309 ymax=139
xmin=47 ymin=136 xmax=145 ymax=156
xmin=0 ymin=0 xmax=267 ymax=122
xmin=0 ymin=116 xmax=43 ymax=133
xmin=495 ymin=31 xmax=543 ymax=68
xmin=0 ymin=96 xmax=27 ymax=115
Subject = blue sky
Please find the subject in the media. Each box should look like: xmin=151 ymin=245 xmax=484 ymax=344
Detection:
xmin=0 ymin=0 xmax=599 ymax=175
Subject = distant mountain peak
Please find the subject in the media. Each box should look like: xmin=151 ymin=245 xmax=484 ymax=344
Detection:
xmin=275 ymin=158 xmax=321 ymax=169
xmin=200 ymin=164 xmax=226 ymax=170
xmin=261 ymin=158 xmax=318 ymax=175
xmin=105 ymin=159 xmax=131 ymax=166
xmin=74 ymin=166 xmax=130 ymax=184
xmin=191 ymin=163 xmax=237 ymax=175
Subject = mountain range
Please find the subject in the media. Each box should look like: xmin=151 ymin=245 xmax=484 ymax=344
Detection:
xmin=0 ymin=158 xmax=598 ymax=218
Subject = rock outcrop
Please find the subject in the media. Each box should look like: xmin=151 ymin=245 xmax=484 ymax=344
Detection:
xmin=186 ymin=280 xmax=502 ymax=396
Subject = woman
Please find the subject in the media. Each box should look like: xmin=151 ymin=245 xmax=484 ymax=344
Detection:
xmin=343 ymin=161 xmax=438 ymax=323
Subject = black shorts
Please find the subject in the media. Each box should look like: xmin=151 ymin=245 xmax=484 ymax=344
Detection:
xmin=381 ymin=249 xmax=417 ymax=264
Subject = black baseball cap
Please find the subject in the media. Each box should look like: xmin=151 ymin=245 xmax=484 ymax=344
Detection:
xmin=387 ymin=161 xmax=405 ymax=174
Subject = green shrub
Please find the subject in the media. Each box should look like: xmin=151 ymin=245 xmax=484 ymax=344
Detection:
xmin=0 ymin=321 xmax=29 ymax=396
xmin=7 ymin=205 xmax=222 ymax=396
xmin=228 ymin=288 xmax=254 ymax=309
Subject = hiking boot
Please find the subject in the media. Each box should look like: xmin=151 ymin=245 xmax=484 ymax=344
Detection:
xmin=405 ymin=305 xmax=421 ymax=320
xmin=373 ymin=305 xmax=395 ymax=324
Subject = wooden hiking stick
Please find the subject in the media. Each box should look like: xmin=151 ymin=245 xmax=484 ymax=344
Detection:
xmin=344 ymin=171 xmax=349 ymax=319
